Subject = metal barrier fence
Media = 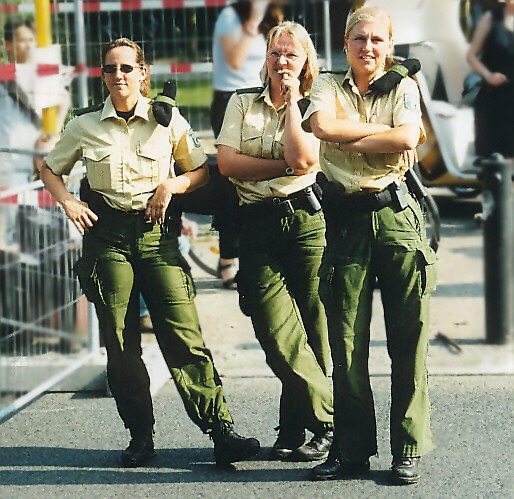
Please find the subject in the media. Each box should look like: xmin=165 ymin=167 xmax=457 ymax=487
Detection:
xmin=0 ymin=166 xmax=98 ymax=422
xmin=1 ymin=0 xmax=342 ymax=133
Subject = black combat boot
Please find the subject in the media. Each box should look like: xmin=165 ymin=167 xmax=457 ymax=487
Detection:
xmin=292 ymin=428 xmax=333 ymax=462
xmin=211 ymin=421 xmax=260 ymax=466
xmin=310 ymin=445 xmax=370 ymax=481
xmin=269 ymin=428 xmax=306 ymax=460
xmin=391 ymin=456 xmax=421 ymax=485
xmin=121 ymin=433 xmax=155 ymax=468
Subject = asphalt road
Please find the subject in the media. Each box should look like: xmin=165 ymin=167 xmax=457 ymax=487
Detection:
xmin=0 ymin=375 xmax=512 ymax=498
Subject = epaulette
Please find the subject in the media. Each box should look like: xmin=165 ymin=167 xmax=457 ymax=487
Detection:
xmin=73 ymin=103 xmax=103 ymax=117
xmin=320 ymin=70 xmax=346 ymax=75
xmin=236 ymin=86 xmax=264 ymax=95
xmin=152 ymin=94 xmax=176 ymax=108
xmin=297 ymin=97 xmax=310 ymax=117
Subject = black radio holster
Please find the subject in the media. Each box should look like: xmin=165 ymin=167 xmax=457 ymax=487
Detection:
xmin=79 ymin=177 xmax=106 ymax=215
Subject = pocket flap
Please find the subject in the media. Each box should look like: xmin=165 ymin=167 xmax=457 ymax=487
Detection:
xmin=417 ymin=245 xmax=437 ymax=266
xmin=137 ymin=142 xmax=169 ymax=161
xmin=241 ymin=127 xmax=263 ymax=143
xmin=83 ymin=147 xmax=111 ymax=162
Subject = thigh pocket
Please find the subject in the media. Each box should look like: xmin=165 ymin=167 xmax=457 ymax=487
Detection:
xmin=74 ymin=255 xmax=103 ymax=304
xmin=418 ymin=245 xmax=437 ymax=296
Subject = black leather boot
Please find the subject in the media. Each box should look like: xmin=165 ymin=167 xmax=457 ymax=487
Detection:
xmin=310 ymin=446 xmax=370 ymax=481
xmin=121 ymin=434 xmax=155 ymax=468
xmin=292 ymin=428 xmax=333 ymax=462
xmin=211 ymin=421 xmax=260 ymax=466
xmin=269 ymin=429 xmax=306 ymax=460
xmin=391 ymin=456 xmax=421 ymax=484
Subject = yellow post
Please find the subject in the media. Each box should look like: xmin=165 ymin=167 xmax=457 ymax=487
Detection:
xmin=34 ymin=0 xmax=57 ymax=134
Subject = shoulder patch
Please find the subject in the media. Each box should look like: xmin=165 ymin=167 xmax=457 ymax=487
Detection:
xmin=236 ymin=86 xmax=264 ymax=95
xmin=73 ymin=103 xmax=103 ymax=117
xmin=188 ymin=129 xmax=201 ymax=149
xmin=403 ymin=93 xmax=420 ymax=111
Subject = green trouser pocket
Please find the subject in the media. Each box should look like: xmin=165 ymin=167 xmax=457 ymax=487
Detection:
xmin=74 ymin=255 xmax=103 ymax=304
xmin=417 ymin=245 xmax=437 ymax=296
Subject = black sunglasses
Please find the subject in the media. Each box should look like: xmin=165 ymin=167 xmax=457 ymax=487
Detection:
xmin=102 ymin=64 xmax=141 ymax=74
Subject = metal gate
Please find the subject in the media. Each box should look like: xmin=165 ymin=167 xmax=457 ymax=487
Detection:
xmin=0 ymin=167 xmax=99 ymax=422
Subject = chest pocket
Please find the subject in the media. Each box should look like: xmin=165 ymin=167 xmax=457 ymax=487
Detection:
xmin=83 ymin=147 xmax=113 ymax=191
xmin=137 ymin=141 xmax=170 ymax=185
xmin=241 ymin=126 xmax=264 ymax=158
xmin=273 ymin=129 xmax=285 ymax=160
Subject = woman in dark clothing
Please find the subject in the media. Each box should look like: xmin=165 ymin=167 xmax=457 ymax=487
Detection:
xmin=467 ymin=0 xmax=514 ymax=157
xmin=180 ymin=1 xmax=283 ymax=289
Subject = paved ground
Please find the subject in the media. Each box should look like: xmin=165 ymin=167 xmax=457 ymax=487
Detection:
xmin=0 ymin=189 xmax=513 ymax=498
xmin=0 ymin=376 xmax=512 ymax=498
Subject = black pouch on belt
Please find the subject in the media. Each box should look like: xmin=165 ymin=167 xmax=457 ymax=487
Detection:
xmin=388 ymin=181 xmax=409 ymax=212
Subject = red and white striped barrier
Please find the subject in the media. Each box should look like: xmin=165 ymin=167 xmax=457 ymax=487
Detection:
xmin=0 ymin=188 xmax=58 ymax=207
xmin=2 ymin=0 xmax=229 ymax=15
xmin=0 ymin=61 xmax=213 ymax=82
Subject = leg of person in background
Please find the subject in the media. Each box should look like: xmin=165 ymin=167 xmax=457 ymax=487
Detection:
xmin=178 ymin=163 xmax=240 ymax=290
xmin=210 ymin=90 xmax=240 ymax=290
xmin=139 ymin=293 xmax=153 ymax=332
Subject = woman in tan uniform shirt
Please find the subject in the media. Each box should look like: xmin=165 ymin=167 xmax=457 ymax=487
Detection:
xmin=217 ymin=21 xmax=334 ymax=462
xmin=40 ymin=38 xmax=259 ymax=469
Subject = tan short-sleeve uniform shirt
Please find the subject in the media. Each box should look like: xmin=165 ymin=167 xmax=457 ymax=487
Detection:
xmin=46 ymin=95 xmax=207 ymax=211
xmin=303 ymin=70 xmax=425 ymax=194
xmin=216 ymin=86 xmax=319 ymax=205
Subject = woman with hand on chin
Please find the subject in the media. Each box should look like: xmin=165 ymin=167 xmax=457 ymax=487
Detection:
xmin=39 ymin=38 xmax=260 ymax=469
xmin=217 ymin=21 xmax=334 ymax=463
xmin=179 ymin=0 xmax=283 ymax=290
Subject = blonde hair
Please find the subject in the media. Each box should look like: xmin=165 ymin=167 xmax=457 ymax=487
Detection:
xmin=261 ymin=21 xmax=319 ymax=96
xmin=344 ymin=6 xmax=394 ymax=69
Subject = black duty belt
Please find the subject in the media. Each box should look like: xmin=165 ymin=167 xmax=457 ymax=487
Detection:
xmin=97 ymin=200 xmax=146 ymax=217
xmin=340 ymin=181 xmax=409 ymax=213
xmin=239 ymin=185 xmax=321 ymax=219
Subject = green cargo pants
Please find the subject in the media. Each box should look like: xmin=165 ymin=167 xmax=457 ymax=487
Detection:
xmin=76 ymin=210 xmax=232 ymax=438
xmin=320 ymin=192 xmax=436 ymax=460
xmin=238 ymin=207 xmax=333 ymax=434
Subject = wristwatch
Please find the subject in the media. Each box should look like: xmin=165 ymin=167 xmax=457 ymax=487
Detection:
xmin=285 ymin=166 xmax=295 ymax=176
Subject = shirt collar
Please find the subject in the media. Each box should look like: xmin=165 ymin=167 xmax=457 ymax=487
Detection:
xmin=343 ymin=68 xmax=386 ymax=96
xmin=258 ymin=85 xmax=286 ymax=111
xmin=101 ymin=95 xmax=151 ymax=121
xmin=256 ymin=86 xmax=270 ymax=104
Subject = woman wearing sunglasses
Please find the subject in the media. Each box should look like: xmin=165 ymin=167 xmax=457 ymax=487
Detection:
xmin=39 ymin=38 xmax=259 ymax=469
xmin=217 ymin=22 xmax=333 ymax=462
